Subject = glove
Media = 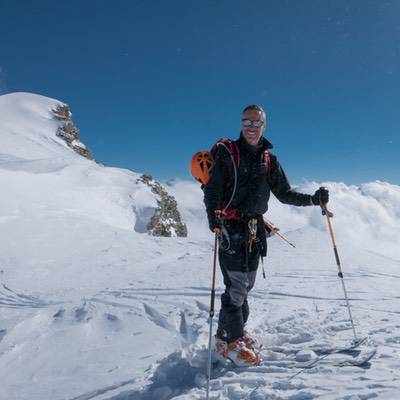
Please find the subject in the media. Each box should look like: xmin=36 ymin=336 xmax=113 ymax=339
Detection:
xmin=208 ymin=211 xmax=222 ymax=233
xmin=264 ymin=221 xmax=279 ymax=237
xmin=311 ymin=187 xmax=329 ymax=206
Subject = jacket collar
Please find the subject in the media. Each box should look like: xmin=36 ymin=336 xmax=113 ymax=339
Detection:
xmin=238 ymin=132 xmax=273 ymax=152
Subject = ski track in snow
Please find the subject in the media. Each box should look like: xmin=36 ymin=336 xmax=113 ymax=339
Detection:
xmin=1 ymin=238 xmax=400 ymax=400
xmin=0 ymin=283 xmax=59 ymax=308
xmin=60 ymin=244 xmax=400 ymax=400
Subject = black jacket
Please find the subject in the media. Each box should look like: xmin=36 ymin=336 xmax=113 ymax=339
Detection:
xmin=204 ymin=134 xmax=313 ymax=224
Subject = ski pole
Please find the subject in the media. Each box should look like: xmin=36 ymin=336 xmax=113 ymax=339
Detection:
xmin=319 ymin=188 xmax=358 ymax=342
xmin=263 ymin=218 xmax=296 ymax=248
xmin=205 ymin=231 xmax=218 ymax=400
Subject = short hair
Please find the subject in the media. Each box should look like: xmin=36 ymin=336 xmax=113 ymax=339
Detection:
xmin=242 ymin=104 xmax=264 ymax=114
xmin=242 ymin=104 xmax=266 ymax=121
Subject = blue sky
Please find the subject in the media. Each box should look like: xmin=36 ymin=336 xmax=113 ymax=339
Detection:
xmin=0 ymin=0 xmax=399 ymax=184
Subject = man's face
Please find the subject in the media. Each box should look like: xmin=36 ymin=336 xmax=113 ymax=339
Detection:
xmin=241 ymin=109 xmax=266 ymax=146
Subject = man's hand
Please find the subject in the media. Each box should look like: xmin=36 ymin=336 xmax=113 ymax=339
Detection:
xmin=270 ymin=226 xmax=280 ymax=236
xmin=311 ymin=187 xmax=329 ymax=206
xmin=264 ymin=220 xmax=279 ymax=237
xmin=208 ymin=212 xmax=222 ymax=233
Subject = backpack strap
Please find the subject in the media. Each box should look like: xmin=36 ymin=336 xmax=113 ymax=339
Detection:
xmin=213 ymin=139 xmax=269 ymax=178
xmin=263 ymin=150 xmax=270 ymax=175
xmin=231 ymin=140 xmax=240 ymax=169
xmin=211 ymin=138 xmax=241 ymax=181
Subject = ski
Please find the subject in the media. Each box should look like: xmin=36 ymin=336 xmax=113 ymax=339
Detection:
xmin=333 ymin=347 xmax=377 ymax=367
xmin=212 ymin=346 xmax=376 ymax=375
xmin=211 ymin=336 xmax=376 ymax=375
xmin=285 ymin=337 xmax=376 ymax=379
xmin=267 ymin=336 xmax=368 ymax=357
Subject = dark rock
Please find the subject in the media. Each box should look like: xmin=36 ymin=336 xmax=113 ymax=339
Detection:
xmin=52 ymin=106 xmax=185 ymax=238
xmin=137 ymin=175 xmax=188 ymax=237
xmin=52 ymin=104 xmax=92 ymax=159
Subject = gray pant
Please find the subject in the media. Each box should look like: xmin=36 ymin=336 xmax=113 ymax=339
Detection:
xmin=217 ymin=266 xmax=259 ymax=342
xmin=216 ymin=220 xmax=263 ymax=342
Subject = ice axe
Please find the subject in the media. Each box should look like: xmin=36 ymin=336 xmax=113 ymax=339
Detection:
xmin=263 ymin=218 xmax=296 ymax=248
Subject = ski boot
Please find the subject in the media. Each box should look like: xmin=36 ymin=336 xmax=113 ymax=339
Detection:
xmin=242 ymin=330 xmax=263 ymax=352
xmin=215 ymin=336 xmax=261 ymax=367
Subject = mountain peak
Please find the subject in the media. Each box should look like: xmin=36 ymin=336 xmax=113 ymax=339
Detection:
xmin=0 ymin=91 xmax=89 ymax=161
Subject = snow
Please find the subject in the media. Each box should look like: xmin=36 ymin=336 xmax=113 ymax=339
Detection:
xmin=71 ymin=139 xmax=87 ymax=149
xmin=0 ymin=92 xmax=70 ymax=159
xmin=1 ymin=92 xmax=400 ymax=400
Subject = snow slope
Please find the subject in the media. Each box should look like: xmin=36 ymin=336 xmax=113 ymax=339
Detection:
xmin=1 ymin=92 xmax=400 ymax=400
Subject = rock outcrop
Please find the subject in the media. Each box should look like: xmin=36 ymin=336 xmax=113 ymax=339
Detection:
xmin=52 ymin=104 xmax=92 ymax=159
xmin=137 ymin=175 xmax=188 ymax=237
xmin=53 ymin=105 xmax=186 ymax=238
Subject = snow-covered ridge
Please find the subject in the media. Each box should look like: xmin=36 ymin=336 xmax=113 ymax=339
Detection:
xmin=0 ymin=92 xmax=187 ymax=236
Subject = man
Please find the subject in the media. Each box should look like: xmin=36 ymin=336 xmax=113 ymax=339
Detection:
xmin=203 ymin=104 xmax=329 ymax=366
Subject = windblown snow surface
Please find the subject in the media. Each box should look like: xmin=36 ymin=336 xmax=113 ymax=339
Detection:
xmin=1 ymin=92 xmax=400 ymax=400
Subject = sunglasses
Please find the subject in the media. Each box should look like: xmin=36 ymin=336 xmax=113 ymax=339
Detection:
xmin=242 ymin=119 xmax=264 ymax=128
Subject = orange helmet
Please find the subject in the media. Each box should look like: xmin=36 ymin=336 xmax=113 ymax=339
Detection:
xmin=190 ymin=151 xmax=214 ymax=185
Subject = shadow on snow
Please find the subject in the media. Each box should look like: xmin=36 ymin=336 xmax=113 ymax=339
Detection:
xmin=109 ymin=351 xmax=204 ymax=400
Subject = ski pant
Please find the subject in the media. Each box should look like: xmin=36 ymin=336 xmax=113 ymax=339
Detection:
xmin=216 ymin=226 xmax=262 ymax=343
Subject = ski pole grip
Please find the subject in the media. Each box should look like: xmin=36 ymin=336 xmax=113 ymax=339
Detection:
xmin=319 ymin=187 xmax=333 ymax=218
